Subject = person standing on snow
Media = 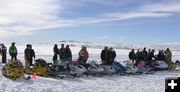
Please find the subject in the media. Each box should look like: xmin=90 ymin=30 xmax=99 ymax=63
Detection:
xmin=156 ymin=50 xmax=165 ymax=61
xmin=1 ymin=44 xmax=7 ymax=63
xmin=128 ymin=49 xmax=136 ymax=64
xmin=164 ymin=48 xmax=172 ymax=62
xmin=108 ymin=47 xmax=116 ymax=65
xmin=100 ymin=46 xmax=110 ymax=65
xmin=64 ymin=45 xmax=72 ymax=61
xmin=146 ymin=49 xmax=156 ymax=66
xmin=78 ymin=46 xmax=89 ymax=65
xmin=164 ymin=48 xmax=175 ymax=70
xmin=24 ymin=44 xmax=35 ymax=67
xmin=59 ymin=44 xmax=66 ymax=61
xmin=9 ymin=42 xmax=18 ymax=61
xmin=53 ymin=44 xmax=59 ymax=64
xmin=142 ymin=47 xmax=148 ymax=61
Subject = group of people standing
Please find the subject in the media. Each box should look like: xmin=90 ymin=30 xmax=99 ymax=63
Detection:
xmin=100 ymin=46 xmax=116 ymax=65
xmin=0 ymin=42 xmax=18 ymax=63
xmin=53 ymin=44 xmax=72 ymax=64
xmin=128 ymin=47 xmax=172 ymax=65
xmin=53 ymin=44 xmax=90 ymax=65
xmin=0 ymin=42 xmax=35 ymax=67
xmin=0 ymin=42 xmax=173 ymax=69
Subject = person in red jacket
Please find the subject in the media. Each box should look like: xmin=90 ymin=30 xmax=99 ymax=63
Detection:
xmin=78 ymin=46 xmax=89 ymax=65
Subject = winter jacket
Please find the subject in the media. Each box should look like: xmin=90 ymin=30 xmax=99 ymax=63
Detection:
xmin=9 ymin=46 xmax=18 ymax=56
xmin=0 ymin=48 xmax=1 ymax=55
xmin=109 ymin=50 xmax=116 ymax=65
xmin=164 ymin=50 xmax=172 ymax=62
xmin=157 ymin=53 xmax=165 ymax=61
xmin=64 ymin=48 xmax=72 ymax=60
xmin=136 ymin=51 xmax=144 ymax=62
xmin=142 ymin=50 xmax=148 ymax=60
xmin=24 ymin=48 xmax=35 ymax=60
xmin=2 ymin=47 xmax=7 ymax=55
xmin=100 ymin=50 xmax=109 ymax=62
xmin=129 ymin=51 xmax=136 ymax=60
xmin=59 ymin=48 xmax=65 ymax=60
xmin=53 ymin=47 xmax=59 ymax=55
xmin=147 ymin=52 xmax=156 ymax=61
xmin=1 ymin=46 xmax=7 ymax=63
xmin=78 ymin=49 xmax=89 ymax=62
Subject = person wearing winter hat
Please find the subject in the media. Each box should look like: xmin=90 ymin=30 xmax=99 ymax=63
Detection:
xmin=9 ymin=42 xmax=18 ymax=61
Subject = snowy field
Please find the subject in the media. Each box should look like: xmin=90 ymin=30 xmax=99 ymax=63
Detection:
xmin=0 ymin=43 xmax=180 ymax=92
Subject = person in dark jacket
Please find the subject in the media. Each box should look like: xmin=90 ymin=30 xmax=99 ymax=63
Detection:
xmin=9 ymin=42 xmax=18 ymax=61
xmin=24 ymin=44 xmax=35 ymax=67
xmin=142 ymin=47 xmax=148 ymax=61
xmin=157 ymin=50 xmax=165 ymax=61
xmin=146 ymin=49 xmax=156 ymax=66
xmin=1 ymin=44 xmax=7 ymax=63
xmin=64 ymin=45 xmax=72 ymax=61
xmin=100 ymin=46 xmax=109 ymax=65
xmin=108 ymin=47 xmax=116 ymax=65
xmin=59 ymin=44 xmax=66 ymax=61
xmin=147 ymin=49 xmax=156 ymax=61
xmin=128 ymin=49 xmax=136 ymax=64
xmin=0 ymin=47 xmax=1 ymax=55
xmin=53 ymin=44 xmax=59 ymax=64
xmin=136 ymin=50 xmax=144 ymax=65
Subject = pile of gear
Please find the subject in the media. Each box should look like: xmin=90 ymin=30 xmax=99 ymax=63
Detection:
xmin=2 ymin=60 xmax=24 ymax=80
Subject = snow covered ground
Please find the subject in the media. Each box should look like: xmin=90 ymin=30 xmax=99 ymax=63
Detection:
xmin=0 ymin=43 xmax=180 ymax=92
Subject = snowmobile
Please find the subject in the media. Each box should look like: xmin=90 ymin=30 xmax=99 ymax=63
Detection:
xmin=175 ymin=60 xmax=180 ymax=71
xmin=123 ymin=60 xmax=138 ymax=74
xmin=101 ymin=65 xmax=116 ymax=76
xmin=125 ymin=64 xmax=138 ymax=74
xmin=111 ymin=61 xmax=127 ymax=75
xmin=48 ymin=64 xmax=76 ymax=79
xmin=85 ymin=61 xmax=105 ymax=77
xmin=153 ymin=61 xmax=169 ymax=71
xmin=69 ymin=64 xmax=88 ymax=77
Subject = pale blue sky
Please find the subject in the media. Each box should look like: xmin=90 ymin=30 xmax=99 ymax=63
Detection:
xmin=0 ymin=0 xmax=180 ymax=44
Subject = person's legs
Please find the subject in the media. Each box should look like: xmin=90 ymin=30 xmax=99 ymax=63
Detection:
xmin=2 ymin=54 xmax=6 ymax=63
xmin=25 ymin=59 xmax=30 ymax=68
xmin=15 ymin=55 xmax=17 ymax=61
xmin=11 ymin=56 xmax=13 ymax=60
xmin=53 ymin=55 xmax=57 ymax=64
xmin=29 ymin=58 xmax=33 ymax=66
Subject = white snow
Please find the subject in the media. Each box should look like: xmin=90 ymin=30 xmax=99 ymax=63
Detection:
xmin=0 ymin=42 xmax=180 ymax=92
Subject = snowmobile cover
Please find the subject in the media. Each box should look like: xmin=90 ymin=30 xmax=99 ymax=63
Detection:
xmin=2 ymin=60 xmax=24 ymax=80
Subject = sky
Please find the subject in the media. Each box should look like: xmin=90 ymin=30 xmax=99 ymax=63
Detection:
xmin=0 ymin=0 xmax=180 ymax=44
